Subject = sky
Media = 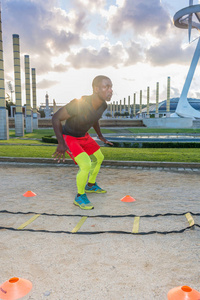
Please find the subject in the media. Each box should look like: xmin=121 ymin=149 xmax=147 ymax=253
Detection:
xmin=2 ymin=0 xmax=200 ymax=107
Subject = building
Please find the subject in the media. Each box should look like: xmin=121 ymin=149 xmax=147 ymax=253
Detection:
xmin=138 ymin=98 xmax=200 ymax=118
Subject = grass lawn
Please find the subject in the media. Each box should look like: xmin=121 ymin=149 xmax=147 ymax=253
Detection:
xmin=9 ymin=129 xmax=55 ymax=139
xmin=1 ymin=129 xmax=200 ymax=163
xmin=0 ymin=139 xmax=51 ymax=145
xmin=0 ymin=145 xmax=200 ymax=163
xmin=8 ymin=128 xmax=200 ymax=138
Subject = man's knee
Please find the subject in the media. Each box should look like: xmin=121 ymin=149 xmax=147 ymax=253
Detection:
xmin=98 ymin=152 xmax=104 ymax=164
xmin=95 ymin=150 xmax=104 ymax=164
xmin=81 ymin=159 xmax=91 ymax=172
xmin=75 ymin=152 xmax=91 ymax=172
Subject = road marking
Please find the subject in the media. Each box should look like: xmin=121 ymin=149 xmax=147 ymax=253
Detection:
xmin=185 ymin=213 xmax=194 ymax=226
xmin=71 ymin=216 xmax=88 ymax=233
xmin=132 ymin=216 xmax=140 ymax=233
xmin=17 ymin=214 xmax=41 ymax=229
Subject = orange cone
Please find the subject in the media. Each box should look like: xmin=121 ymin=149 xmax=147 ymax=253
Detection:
xmin=0 ymin=277 xmax=32 ymax=300
xmin=23 ymin=191 xmax=36 ymax=197
xmin=120 ymin=195 xmax=136 ymax=202
xmin=168 ymin=286 xmax=200 ymax=300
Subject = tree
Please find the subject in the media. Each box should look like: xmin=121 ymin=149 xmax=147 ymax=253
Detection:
xmin=6 ymin=93 xmax=15 ymax=116
xmin=114 ymin=112 xmax=121 ymax=118
xmin=105 ymin=112 xmax=112 ymax=118
xmin=38 ymin=110 xmax=45 ymax=118
xmin=5 ymin=93 xmax=10 ymax=102
xmin=124 ymin=112 xmax=129 ymax=118
xmin=7 ymin=81 xmax=14 ymax=102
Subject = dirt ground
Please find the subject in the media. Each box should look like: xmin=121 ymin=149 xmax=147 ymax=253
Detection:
xmin=0 ymin=163 xmax=199 ymax=300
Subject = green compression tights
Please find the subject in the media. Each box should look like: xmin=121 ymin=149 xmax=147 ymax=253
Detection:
xmin=74 ymin=149 xmax=104 ymax=195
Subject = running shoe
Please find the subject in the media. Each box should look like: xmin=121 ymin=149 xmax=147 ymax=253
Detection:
xmin=74 ymin=193 xmax=94 ymax=210
xmin=85 ymin=182 xmax=107 ymax=193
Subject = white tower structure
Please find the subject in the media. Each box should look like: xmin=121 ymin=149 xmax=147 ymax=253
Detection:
xmin=0 ymin=7 xmax=9 ymax=140
xmin=173 ymin=0 xmax=200 ymax=118
xmin=24 ymin=55 xmax=33 ymax=132
xmin=32 ymin=68 xmax=38 ymax=129
xmin=44 ymin=92 xmax=51 ymax=118
xmin=13 ymin=34 xmax=24 ymax=136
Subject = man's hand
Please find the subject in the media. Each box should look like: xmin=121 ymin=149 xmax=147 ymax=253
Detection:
xmin=52 ymin=143 xmax=72 ymax=163
xmin=98 ymin=135 xmax=113 ymax=146
xmin=52 ymin=105 xmax=73 ymax=163
xmin=93 ymin=121 xmax=113 ymax=146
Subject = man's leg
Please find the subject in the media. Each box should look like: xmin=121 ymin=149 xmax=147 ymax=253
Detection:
xmin=85 ymin=149 xmax=106 ymax=193
xmin=74 ymin=152 xmax=94 ymax=209
xmin=75 ymin=152 xmax=91 ymax=194
xmin=88 ymin=149 xmax=104 ymax=184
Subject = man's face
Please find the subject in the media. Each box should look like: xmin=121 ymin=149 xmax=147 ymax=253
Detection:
xmin=95 ymin=78 xmax=113 ymax=102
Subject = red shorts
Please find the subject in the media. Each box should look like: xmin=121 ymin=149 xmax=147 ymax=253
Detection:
xmin=63 ymin=132 xmax=100 ymax=160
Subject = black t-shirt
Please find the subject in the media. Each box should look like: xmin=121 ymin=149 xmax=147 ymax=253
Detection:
xmin=62 ymin=95 xmax=107 ymax=137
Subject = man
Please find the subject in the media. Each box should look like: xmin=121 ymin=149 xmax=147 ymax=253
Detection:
xmin=52 ymin=75 xmax=113 ymax=210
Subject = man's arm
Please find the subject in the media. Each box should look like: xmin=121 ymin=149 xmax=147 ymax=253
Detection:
xmin=93 ymin=121 xmax=113 ymax=146
xmin=52 ymin=106 xmax=72 ymax=162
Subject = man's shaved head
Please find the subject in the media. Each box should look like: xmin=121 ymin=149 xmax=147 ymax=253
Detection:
xmin=92 ymin=75 xmax=111 ymax=91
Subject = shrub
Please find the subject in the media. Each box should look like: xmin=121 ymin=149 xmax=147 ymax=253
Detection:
xmin=42 ymin=136 xmax=58 ymax=144
xmin=107 ymin=141 xmax=200 ymax=148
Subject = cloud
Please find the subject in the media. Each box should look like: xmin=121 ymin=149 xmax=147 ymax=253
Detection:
xmin=37 ymin=78 xmax=59 ymax=89
xmin=171 ymin=86 xmax=180 ymax=98
xmin=67 ymin=43 xmax=127 ymax=68
xmin=195 ymin=91 xmax=200 ymax=98
xmin=2 ymin=0 xmax=81 ymax=74
xmin=108 ymin=0 xmax=171 ymax=38
xmin=52 ymin=64 xmax=69 ymax=72
xmin=122 ymin=77 xmax=135 ymax=82
xmin=146 ymin=30 xmax=195 ymax=66
xmin=67 ymin=40 xmax=144 ymax=69
xmin=2 ymin=0 xmax=194 ymax=91
xmin=82 ymin=32 xmax=106 ymax=42
xmin=72 ymin=0 xmax=106 ymax=13
xmin=124 ymin=40 xmax=144 ymax=66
